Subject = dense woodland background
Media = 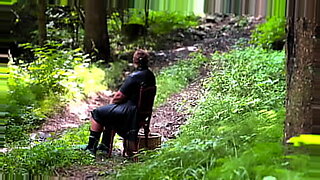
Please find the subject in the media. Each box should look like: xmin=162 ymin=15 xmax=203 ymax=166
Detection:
xmin=1 ymin=0 xmax=320 ymax=179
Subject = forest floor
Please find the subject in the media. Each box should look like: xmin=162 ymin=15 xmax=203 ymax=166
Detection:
xmin=34 ymin=14 xmax=262 ymax=179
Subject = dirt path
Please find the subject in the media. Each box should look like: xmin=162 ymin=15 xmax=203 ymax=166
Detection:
xmin=30 ymin=14 xmax=262 ymax=178
xmin=36 ymin=14 xmax=260 ymax=136
xmin=55 ymin=73 xmax=209 ymax=179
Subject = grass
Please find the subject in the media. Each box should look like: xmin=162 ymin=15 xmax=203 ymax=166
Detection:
xmin=0 ymin=52 xmax=207 ymax=174
xmin=154 ymin=52 xmax=207 ymax=107
xmin=2 ymin=47 xmax=307 ymax=179
xmin=114 ymin=47 xmax=305 ymax=179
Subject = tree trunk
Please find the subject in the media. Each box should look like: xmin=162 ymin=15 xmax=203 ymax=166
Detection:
xmin=38 ymin=0 xmax=47 ymax=46
xmin=84 ymin=0 xmax=111 ymax=62
xmin=285 ymin=0 xmax=320 ymax=140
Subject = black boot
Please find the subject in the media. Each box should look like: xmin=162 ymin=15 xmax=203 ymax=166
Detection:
xmin=85 ymin=130 xmax=101 ymax=155
xmin=97 ymin=128 xmax=112 ymax=154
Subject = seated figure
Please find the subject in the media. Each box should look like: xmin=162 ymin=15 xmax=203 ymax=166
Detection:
xmin=84 ymin=49 xmax=156 ymax=155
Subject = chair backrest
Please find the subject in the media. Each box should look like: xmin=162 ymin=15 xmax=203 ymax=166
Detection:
xmin=136 ymin=85 xmax=156 ymax=149
xmin=137 ymin=85 xmax=157 ymax=116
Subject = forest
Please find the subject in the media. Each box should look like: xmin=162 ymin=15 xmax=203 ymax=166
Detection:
xmin=0 ymin=0 xmax=319 ymax=179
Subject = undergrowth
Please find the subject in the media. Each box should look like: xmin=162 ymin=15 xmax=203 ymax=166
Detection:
xmin=1 ymin=8 xmax=202 ymax=175
xmin=0 ymin=52 xmax=206 ymax=174
xmin=5 ymin=41 xmax=128 ymax=143
xmin=115 ymin=47 xmax=305 ymax=179
xmin=155 ymin=52 xmax=207 ymax=107
xmin=251 ymin=17 xmax=286 ymax=50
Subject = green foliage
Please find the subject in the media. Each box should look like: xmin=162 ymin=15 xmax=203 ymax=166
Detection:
xmin=116 ymin=48 xmax=301 ymax=179
xmin=9 ymin=43 xmax=86 ymax=101
xmin=2 ymin=139 xmax=94 ymax=174
xmin=251 ymin=17 xmax=286 ymax=49
xmin=1 ymin=122 xmax=129 ymax=174
xmin=46 ymin=6 xmax=83 ymax=48
xmin=2 ymin=51 xmax=207 ymax=174
xmin=68 ymin=64 xmax=107 ymax=98
xmin=104 ymin=60 xmax=129 ymax=90
xmin=127 ymin=10 xmax=199 ymax=34
xmin=108 ymin=9 xmax=199 ymax=52
xmin=155 ymin=52 xmax=207 ymax=107
xmin=149 ymin=11 xmax=198 ymax=34
xmin=6 ymin=42 xmax=107 ymax=142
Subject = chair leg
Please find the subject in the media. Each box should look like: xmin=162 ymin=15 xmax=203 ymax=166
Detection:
xmin=144 ymin=128 xmax=150 ymax=149
xmin=124 ymin=140 xmax=139 ymax=161
xmin=122 ymin=139 xmax=127 ymax=157
xmin=108 ymin=130 xmax=116 ymax=158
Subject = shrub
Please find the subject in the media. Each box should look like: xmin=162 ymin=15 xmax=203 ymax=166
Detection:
xmin=6 ymin=42 xmax=108 ymax=142
xmin=251 ymin=17 xmax=286 ymax=50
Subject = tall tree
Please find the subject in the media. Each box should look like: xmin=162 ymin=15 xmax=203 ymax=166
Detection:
xmin=38 ymin=0 xmax=47 ymax=46
xmin=84 ymin=0 xmax=111 ymax=62
xmin=285 ymin=0 xmax=320 ymax=139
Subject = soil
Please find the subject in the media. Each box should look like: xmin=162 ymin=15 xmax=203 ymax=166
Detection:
xmin=31 ymin=14 xmax=262 ymax=178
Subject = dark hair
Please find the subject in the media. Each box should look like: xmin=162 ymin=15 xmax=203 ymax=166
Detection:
xmin=133 ymin=49 xmax=149 ymax=67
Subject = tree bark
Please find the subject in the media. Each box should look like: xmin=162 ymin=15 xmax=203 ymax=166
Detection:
xmin=285 ymin=0 xmax=320 ymax=140
xmin=84 ymin=0 xmax=111 ymax=62
xmin=38 ymin=0 xmax=47 ymax=46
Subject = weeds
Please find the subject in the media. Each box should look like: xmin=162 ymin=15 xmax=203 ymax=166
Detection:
xmin=115 ymin=47 xmax=300 ymax=179
xmin=1 ymin=50 xmax=206 ymax=174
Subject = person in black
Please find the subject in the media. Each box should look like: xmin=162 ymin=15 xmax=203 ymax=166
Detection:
xmin=85 ymin=49 xmax=156 ymax=155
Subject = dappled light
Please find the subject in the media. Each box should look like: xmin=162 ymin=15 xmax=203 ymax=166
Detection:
xmin=1 ymin=0 xmax=319 ymax=179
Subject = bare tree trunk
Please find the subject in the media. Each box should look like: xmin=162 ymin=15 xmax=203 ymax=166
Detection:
xmin=38 ymin=0 xmax=47 ymax=46
xmin=285 ymin=0 xmax=320 ymax=140
xmin=84 ymin=0 xmax=111 ymax=62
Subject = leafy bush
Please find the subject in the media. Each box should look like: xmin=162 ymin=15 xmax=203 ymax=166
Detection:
xmin=124 ymin=9 xmax=199 ymax=35
xmin=116 ymin=48 xmax=302 ymax=179
xmin=108 ymin=9 xmax=199 ymax=52
xmin=148 ymin=11 xmax=198 ymax=34
xmin=251 ymin=17 xmax=286 ymax=50
xmin=6 ymin=42 xmax=107 ymax=142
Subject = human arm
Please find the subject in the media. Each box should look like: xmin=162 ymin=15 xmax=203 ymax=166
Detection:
xmin=110 ymin=91 xmax=127 ymax=104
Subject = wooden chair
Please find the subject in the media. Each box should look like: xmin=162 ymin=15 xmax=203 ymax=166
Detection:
xmin=108 ymin=85 xmax=157 ymax=159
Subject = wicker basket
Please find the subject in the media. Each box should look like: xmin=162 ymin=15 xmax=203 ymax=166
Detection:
xmin=138 ymin=133 xmax=161 ymax=150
